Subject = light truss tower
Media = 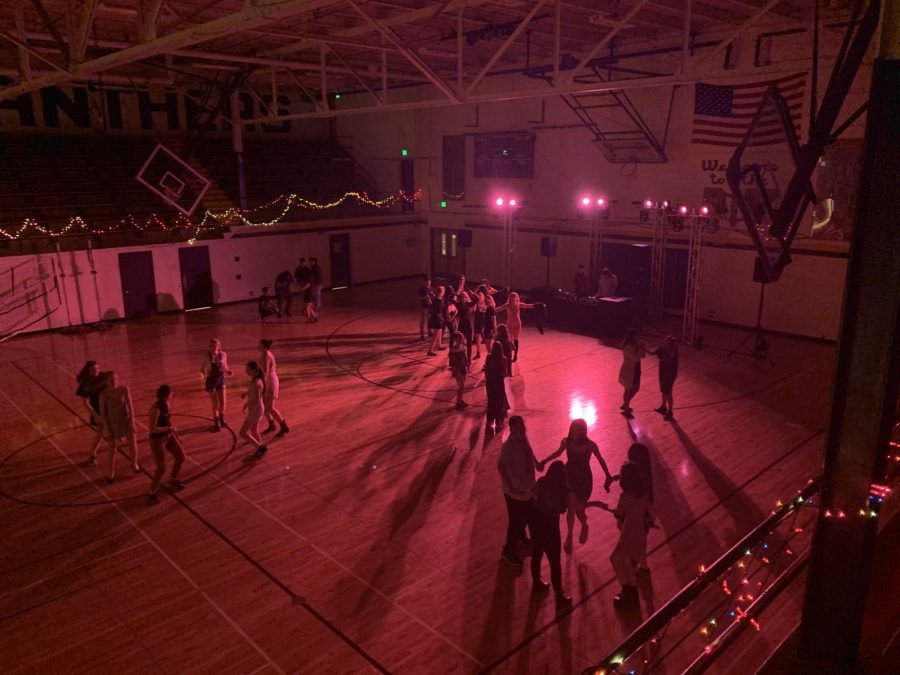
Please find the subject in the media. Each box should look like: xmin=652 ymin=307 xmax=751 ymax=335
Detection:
xmin=649 ymin=205 xmax=668 ymax=324
xmin=682 ymin=213 xmax=707 ymax=347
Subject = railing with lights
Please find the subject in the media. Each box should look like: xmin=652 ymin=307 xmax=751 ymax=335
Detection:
xmin=581 ymin=478 xmax=822 ymax=675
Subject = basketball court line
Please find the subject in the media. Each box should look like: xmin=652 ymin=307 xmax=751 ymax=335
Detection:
xmin=21 ymin=352 xmax=484 ymax=670
xmin=0 ymin=385 xmax=286 ymax=675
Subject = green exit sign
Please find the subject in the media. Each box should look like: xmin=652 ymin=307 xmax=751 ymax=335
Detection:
xmin=440 ymin=201 xmax=447 ymax=208
xmin=401 ymin=149 xmax=408 ymax=156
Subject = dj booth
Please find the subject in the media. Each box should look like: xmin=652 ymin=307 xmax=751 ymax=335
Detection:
xmin=528 ymin=289 xmax=636 ymax=339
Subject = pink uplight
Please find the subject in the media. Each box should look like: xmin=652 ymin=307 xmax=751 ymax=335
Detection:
xmin=597 ymin=198 xmax=605 ymax=206
xmin=645 ymin=200 xmax=653 ymax=208
xmin=679 ymin=205 xmax=688 ymax=215
xmin=495 ymin=197 xmax=504 ymax=207
xmin=700 ymin=206 xmax=709 ymax=216
xmin=509 ymin=198 xmax=517 ymax=207
xmin=581 ymin=197 xmax=590 ymax=206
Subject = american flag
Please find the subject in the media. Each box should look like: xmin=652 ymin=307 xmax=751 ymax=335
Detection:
xmin=692 ymin=73 xmax=806 ymax=147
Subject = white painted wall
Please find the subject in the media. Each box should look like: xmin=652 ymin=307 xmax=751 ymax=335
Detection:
xmin=0 ymin=219 xmax=427 ymax=337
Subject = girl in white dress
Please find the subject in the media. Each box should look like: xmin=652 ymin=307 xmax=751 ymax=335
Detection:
xmin=259 ymin=339 xmax=289 ymax=436
xmin=495 ymin=292 xmax=535 ymax=363
xmin=240 ymin=361 xmax=268 ymax=459
xmin=609 ymin=462 xmax=653 ymax=607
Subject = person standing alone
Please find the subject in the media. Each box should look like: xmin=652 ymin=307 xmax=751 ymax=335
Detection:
xmin=497 ymin=416 xmax=538 ymax=566
xmin=418 ymin=276 xmax=434 ymax=340
xmin=309 ymin=257 xmax=323 ymax=315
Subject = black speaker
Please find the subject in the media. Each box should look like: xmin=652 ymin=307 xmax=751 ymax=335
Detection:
xmin=458 ymin=229 xmax=472 ymax=247
xmin=540 ymin=236 xmax=557 ymax=257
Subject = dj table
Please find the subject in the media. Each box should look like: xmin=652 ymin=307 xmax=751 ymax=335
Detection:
xmin=544 ymin=293 xmax=635 ymax=339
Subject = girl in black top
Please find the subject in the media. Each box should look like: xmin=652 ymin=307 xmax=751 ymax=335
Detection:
xmin=531 ymin=461 xmax=572 ymax=605
xmin=650 ymin=336 xmax=679 ymax=420
xmin=455 ymin=291 xmax=477 ymax=362
xmin=427 ymin=286 xmax=447 ymax=355
xmin=76 ymin=362 xmax=109 ymax=464
xmin=495 ymin=324 xmax=515 ymax=377
xmin=147 ymin=385 xmax=186 ymax=502
xmin=484 ymin=342 xmax=509 ymax=431
xmin=472 ymin=292 xmax=487 ymax=360
xmin=448 ymin=331 xmax=469 ymax=410
xmin=482 ymin=295 xmax=498 ymax=358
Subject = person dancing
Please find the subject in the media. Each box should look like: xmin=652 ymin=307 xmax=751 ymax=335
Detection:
xmin=482 ymin=295 xmax=498 ymax=359
xmin=200 ymin=338 xmax=232 ymax=431
xmin=495 ymin=291 xmax=535 ymax=363
xmin=427 ymin=286 xmax=447 ymax=355
xmin=147 ymin=385 xmax=186 ymax=503
xmin=77 ymin=361 xmax=107 ymax=464
xmin=259 ymin=339 xmax=289 ymax=436
xmin=240 ymin=361 xmax=268 ymax=459
xmin=539 ymin=419 xmax=615 ymax=553
xmin=531 ymin=460 xmax=572 ymax=606
xmin=99 ymin=372 xmax=140 ymax=482
xmin=650 ymin=336 xmax=679 ymax=421
xmin=610 ymin=462 xmax=653 ymax=608
xmin=472 ymin=292 xmax=487 ymax=360
xmin=618 ymin=328 xmax=646 ymax=418
xmin=449 ymin=331 xmax=469 ymax=410
xmin=456 ymin=290 xmax=477 ymax=362
xmin=484 ymin=342 xmax=509 ymax=432
xmin=495 ymin=324 xmax=515 ymax=377
xmin=626 ymin=443 xmax=655 ymax=574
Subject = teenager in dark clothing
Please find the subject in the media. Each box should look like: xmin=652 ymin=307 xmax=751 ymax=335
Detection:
xmin=309 ymin=257 xmax=323 ymax=314
xmin=427 ymin=286 xmax=447 ymax=355
xmin=472 ymin=291 xmax=487 ymax=360
xmin=650 ymin=336 xmax=679 ymax=420
xmin=531 ymin=461 xmax=572 ymax=605
xmin=484 ymin=342 xmax=509 ymax=431
xmin=258 ymin=287 xmax=278 ymax=321
xmin=274 ymin=271 xmax=293 ymax=316
xmin=449 ymin=331 xmax=469 ymax=410
xmin=418 ymin=276 xmax=434 ymax=339
xmin=495 ymin=323 xmax=515 ymax=377
xmin=294 ymin=257 xmax=311 ymax=288
xmin=455 ymin=290 xmax=477 ymax=362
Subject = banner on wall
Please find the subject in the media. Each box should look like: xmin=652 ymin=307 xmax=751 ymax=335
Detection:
xmin=0 ymin=77 xmax=309 ymax=135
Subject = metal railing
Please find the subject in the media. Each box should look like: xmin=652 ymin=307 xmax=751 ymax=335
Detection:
xmin=582 ymin=478 xmax=822 ymax=675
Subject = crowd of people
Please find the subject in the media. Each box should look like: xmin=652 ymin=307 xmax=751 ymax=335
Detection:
xmin=259 ymin=257 xmax=323 ymax=323
xmin=72 ymin=270 xmax=678 ymax=612
xmin=420 ymin=273 xmax=678 ymax=609
xmin=75 ymin=337 xmax=292 ymax=502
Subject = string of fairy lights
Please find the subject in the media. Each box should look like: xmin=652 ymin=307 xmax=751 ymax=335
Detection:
xmin=596 ymin=454 xmax=900 ymax=675
xmin=0 ymin=189 xmax=420 ymax=243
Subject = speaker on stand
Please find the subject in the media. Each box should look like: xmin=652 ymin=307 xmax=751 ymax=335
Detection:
xmin=540 ymin=236 xmax=557 ymax=287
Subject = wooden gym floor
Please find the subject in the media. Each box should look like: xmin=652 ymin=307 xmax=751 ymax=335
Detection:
xmin=0 ymin=280 xmax=834 ymax=674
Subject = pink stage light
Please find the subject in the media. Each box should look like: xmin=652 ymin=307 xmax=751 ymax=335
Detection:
xmin=597 ymin=198 xmax=605 ymax=206
xmin=581 ymin=197 xmax=591 ymax=206
xmin=679 ymin=205 xmax=688 ymax=215
xmin=700 ymin=206 xmax=710 ymax=216
xmin=663 ymin=201 xmax=669 ymax=208
xmin=645 ymin=200 xmax=653 ymax=208
xmin=509 ymin=198 xmax=517 ymax=207
xmin=495 ymin=197 xmax=504 ymax=206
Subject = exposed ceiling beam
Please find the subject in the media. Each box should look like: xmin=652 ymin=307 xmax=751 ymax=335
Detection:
xmin=263 ymin=0 xmax=491 ymax=58
xmin=29 ymin=0 xmax=70 ymax=67
xmin=247 ymin=61 xmax=808 ymax=122
xmin=348 ymin=0 xmax=460 ymax=102
xmin=566 ymin=0 xmax=652 ymax=80
xmin=467 ymin=0 xmax=548 ymax=96
xmin=71 ymin=0 xmax=101 ymax=63
xmin=691 ymin=0 xmax=784 ymax=68
xmin=0 ymin=0 xmax=344 ymax=100
xmin=138 ymin=0 xmax=167 ymax=42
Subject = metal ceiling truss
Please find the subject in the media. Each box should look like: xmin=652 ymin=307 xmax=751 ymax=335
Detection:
xmin=0 ymin=0 xmax=843 ymax=122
